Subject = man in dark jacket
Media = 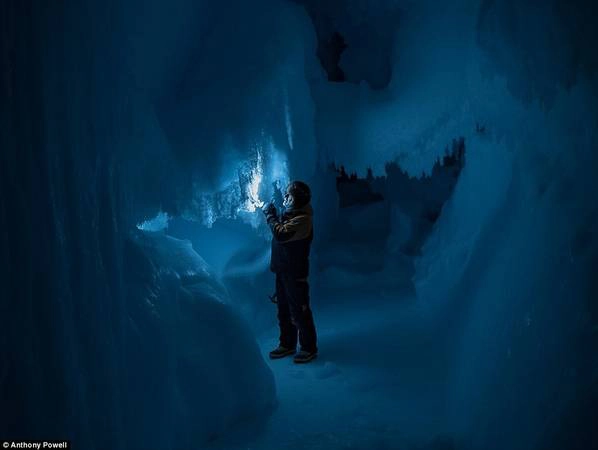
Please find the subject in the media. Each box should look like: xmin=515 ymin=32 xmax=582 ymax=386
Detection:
xmin=262 ymin=181 xmax=318 ymax=363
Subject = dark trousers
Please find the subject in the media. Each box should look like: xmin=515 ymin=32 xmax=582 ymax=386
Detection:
xmin=276 ymin=273 xmax=318 ymax=353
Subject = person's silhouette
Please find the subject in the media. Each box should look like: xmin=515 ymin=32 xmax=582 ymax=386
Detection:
xmin=262 ymin=181 xmax=318 ymax=364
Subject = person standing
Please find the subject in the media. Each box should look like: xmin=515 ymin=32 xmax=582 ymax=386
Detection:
xmin=262 ymin=181 xmax=318 ymax=363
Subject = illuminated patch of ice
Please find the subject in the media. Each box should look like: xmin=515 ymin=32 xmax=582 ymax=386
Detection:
xmin=243 ymin=146 xmax=264 ymax=212
xmin=137 ymin=211 xmax=170 ymax=231
xmin=182 ymin=133 xmax=291 ymax=227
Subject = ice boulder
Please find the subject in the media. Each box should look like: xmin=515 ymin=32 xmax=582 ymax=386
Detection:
xmin=123 ymin=230 xmax=276 ymax=449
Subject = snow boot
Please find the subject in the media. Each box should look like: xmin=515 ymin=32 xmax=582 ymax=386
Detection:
xmin=269 ymin=346 xmax=296 ymax=359
xmin=293 ymin=350 xmax=317 ymax=364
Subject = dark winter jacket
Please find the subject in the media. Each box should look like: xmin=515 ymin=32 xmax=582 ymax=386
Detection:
xmin=266 ymin=204 xmax=313 ymax=278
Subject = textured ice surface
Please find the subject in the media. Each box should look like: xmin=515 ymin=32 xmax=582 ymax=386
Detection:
xmin=124 ymin=230 xmax=276 ymax=448
xmin=2 ymin=0 xmax=597 ymax=449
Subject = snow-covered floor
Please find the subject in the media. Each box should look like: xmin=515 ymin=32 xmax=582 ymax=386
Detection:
xmin=207 ymin=291 xmax=454 ymax=450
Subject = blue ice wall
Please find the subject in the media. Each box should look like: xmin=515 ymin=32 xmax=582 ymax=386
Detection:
xmin=300 ymin=1 xmax=598 ymax=448
xmin=0 ymin=1 xmax=279 ymax=448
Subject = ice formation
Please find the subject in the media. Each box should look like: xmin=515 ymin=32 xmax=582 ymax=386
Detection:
xmin=2 ymin=0 xmax=596 ymax=449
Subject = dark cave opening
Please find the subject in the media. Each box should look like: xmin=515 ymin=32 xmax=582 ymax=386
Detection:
xmin=317 ymin=30 xmax=348 ymax=83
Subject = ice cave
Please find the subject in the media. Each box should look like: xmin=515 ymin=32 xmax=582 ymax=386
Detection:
xmin=1 ymin=1 xmax=597 ymax=449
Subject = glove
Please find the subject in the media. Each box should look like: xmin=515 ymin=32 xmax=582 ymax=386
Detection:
xmin=262 ymin=202 xmax=277 ymax=216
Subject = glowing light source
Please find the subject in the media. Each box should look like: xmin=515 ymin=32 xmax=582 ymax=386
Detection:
xmin=183 ymin=134 xmax=290 ymax=226
xmin=243 ymin=148 xmax=264 ymax=212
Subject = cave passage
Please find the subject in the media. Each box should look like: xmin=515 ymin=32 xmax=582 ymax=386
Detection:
xmin=1 ymin=1 xmax=597 ymax=450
